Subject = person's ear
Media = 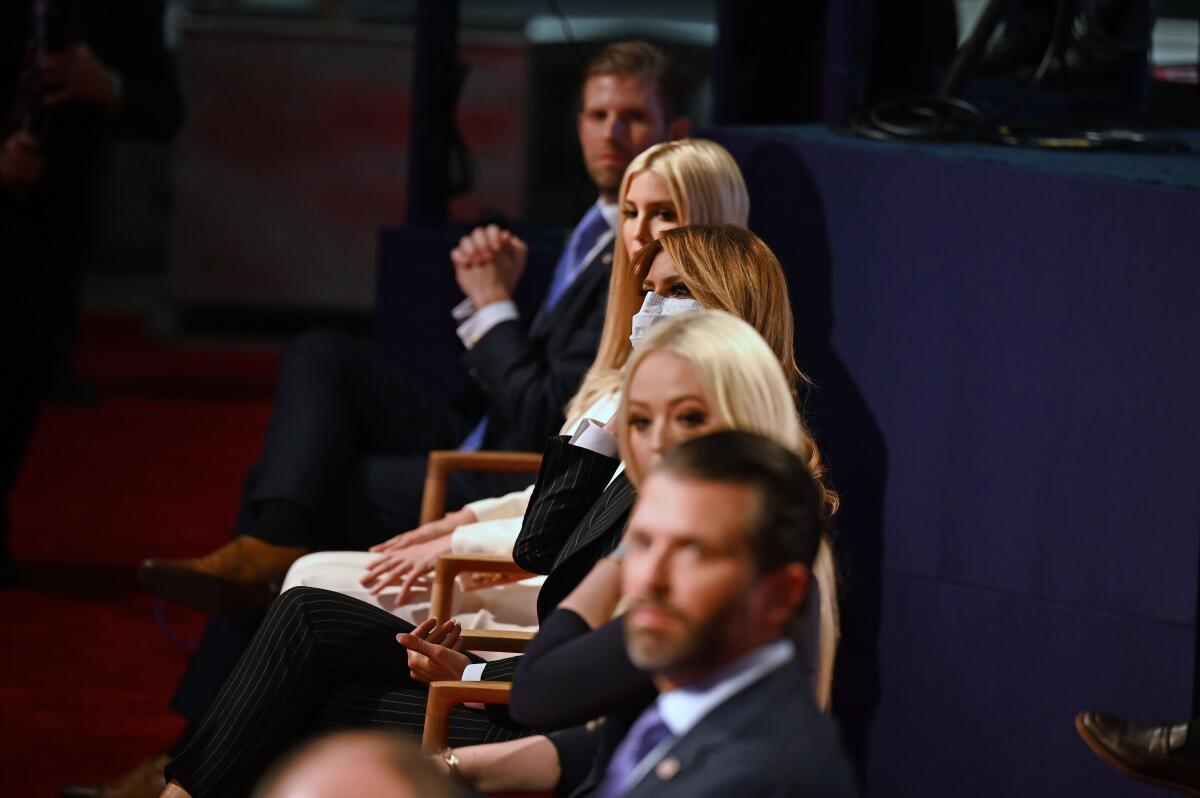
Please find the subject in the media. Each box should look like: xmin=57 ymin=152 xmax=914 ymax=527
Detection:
xmin=759 ymin=563 xmax=810 ymax=630
xmin=667 ymin=116 xmax=691 ymax=140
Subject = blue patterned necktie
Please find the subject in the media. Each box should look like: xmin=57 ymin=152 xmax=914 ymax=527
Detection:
xmin=536 ymin=203 xmax=611 ymax=327
xmin=459 ymin=204 xmax=610 ymax=451
xmin=596 ymin=704 xmax=672 ymax=798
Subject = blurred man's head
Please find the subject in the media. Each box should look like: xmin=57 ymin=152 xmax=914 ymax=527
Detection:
xmin=254 ymin=731 xmax=463 ymax=798
xmin=621 ymin=431 xmax=821 ymax=690
xmin=578 ymin=41 xmax=692 ymax=202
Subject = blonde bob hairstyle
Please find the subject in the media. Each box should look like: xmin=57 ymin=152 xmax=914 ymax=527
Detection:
xmin=613 ymin=310 xmax=840 ymax=710
xmin=564 ymin=139 xmax=749 ymax=424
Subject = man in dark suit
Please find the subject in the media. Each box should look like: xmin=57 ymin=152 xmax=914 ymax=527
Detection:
xmin=446 ymin=431 xmax=857 ymax=797
xmin=568 ymin=430 xmax=855 ymax=797
xmin=137 ymin=40 xmax=691 ymax=612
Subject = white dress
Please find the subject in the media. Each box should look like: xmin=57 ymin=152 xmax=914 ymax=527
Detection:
xmin=279 ymin=392 xmax=622 ymax=647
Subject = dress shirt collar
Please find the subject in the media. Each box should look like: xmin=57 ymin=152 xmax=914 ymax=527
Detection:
xmin=597 ymin=198 xmax=620 ymax=231
xmin=655 ymin=638 xmax=795 ymax=738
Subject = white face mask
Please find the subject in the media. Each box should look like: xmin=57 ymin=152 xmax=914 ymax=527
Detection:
xmin=629 ymin=291 xmax=705 ymax=348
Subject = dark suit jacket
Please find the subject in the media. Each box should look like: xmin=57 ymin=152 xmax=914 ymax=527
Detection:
xmin=509 ymin=608 xmax=655 ymax=731
xmin=462 ymin=244 xmax=613 ymax=453
xmin=514 ymin=435 xmax=636 ymax=620
xmin=569 ymin=656 xmax=858 ymax=798
xmin=475 ymin=435 xmax=632 ymax=683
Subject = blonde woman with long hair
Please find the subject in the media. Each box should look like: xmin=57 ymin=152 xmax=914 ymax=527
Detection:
xmin=282 ymin=140 xmax=751 ymax=629
xmin=615 ymin=310 xmax=839 ymax=707
xmin=509 ymin=310 xmax=839 ymax=733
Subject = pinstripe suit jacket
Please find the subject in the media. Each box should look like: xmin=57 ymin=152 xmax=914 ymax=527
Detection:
xmin=476 ymin=438 xmax=635 ymax=682
xmin=514 ymin=435 xmax=637 ymax=621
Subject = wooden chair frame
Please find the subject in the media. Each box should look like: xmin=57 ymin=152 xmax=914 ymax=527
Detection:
xmin=419 ymin=450 xmax=544 ymax=525
xmin=419 ymin=449 xmax=542 ymax=632
xmin=422 ymin=680 xmax=514 ymax=752
xmin=414 ymin=450 xmax=546 ymax=752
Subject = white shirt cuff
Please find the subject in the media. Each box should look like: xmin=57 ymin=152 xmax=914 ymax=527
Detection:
xmin=451 ymin=298 xmax=475 ymax=323
xmin=569 ymin=419 xmax=619 ymax=458
xmin=456 ymin=300 xmax=520 ymax=349
xmin=462 ymin=662 xmax=488 ymax=708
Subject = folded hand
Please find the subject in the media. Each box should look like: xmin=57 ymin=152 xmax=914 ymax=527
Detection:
xmin=361 ymin=534 xmax=454 ymax=605
xmin=397 ymin=617 xmax=471 ymax=683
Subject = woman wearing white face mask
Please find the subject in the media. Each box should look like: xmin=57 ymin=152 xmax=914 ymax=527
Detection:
xmin=511 ymin=224 xmax=812 ymax=624
xmin=628 ymin=291 xmax=705 ymax=348
xmin=281 ymin=140 xmax=751 ymax=630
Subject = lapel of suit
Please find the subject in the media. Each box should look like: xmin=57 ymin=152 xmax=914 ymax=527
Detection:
xmin=619 ymin=660 xmax=803 ymax=798
xmin=553 ymin=473 xmax=636 ymax=570
xmin=531 ymin=241 xmax=614 ymax=341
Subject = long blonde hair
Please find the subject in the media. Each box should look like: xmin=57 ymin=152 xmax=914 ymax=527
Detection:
xmin=613 ymin=310 xmax=840 ymax=710
xmin=564 ymin=139 xmax=749 ymax=424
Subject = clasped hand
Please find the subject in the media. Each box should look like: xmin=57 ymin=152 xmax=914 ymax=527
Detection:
xmin=397 ymin=617 xmax=471 ymax=684
xmin=451 ymin=224 xmax=528 ymax=309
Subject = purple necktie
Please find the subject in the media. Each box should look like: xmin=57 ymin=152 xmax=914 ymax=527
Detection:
xmin=460 ymin=205 xmax=610 ymax=451
xmin=597 ymin=704 xmax=672 ymax=798
xmin=534 ymin=204 xmax=610 ymax=329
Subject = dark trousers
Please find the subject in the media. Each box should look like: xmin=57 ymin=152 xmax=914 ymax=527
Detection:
xmin=240 ymin=329 xmax=527 ymax=550
xmin=165 ymin=587 xmax=531 ymax=798
xmin=171 ymin=330 xmax=534 ymax=726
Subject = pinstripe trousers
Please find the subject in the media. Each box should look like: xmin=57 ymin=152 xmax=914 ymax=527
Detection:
xmin=165 ymin=587 xmax=531 ymax=798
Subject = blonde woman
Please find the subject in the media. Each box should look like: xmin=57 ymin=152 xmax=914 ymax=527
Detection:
xmin=282 ymin=140 xmax=751 ymax=630
xmin=508 ymin=310 xmax=838 ymax=738
xmin=357 ymin=311 xmax=844 ymax=798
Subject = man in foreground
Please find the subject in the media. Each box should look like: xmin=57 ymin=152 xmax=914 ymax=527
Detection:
xmin=253 ymin=731 xmax=462 ymax=798
xmin=448 ymin=430 xmax=857 ymax=797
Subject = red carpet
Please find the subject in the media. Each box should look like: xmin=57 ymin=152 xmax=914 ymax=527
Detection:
xmin=1 ymin=315 xmax=280 ymax=797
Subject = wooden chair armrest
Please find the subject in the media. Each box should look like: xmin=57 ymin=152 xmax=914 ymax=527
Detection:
xmin=430 ymin=553 xmax=536 ymax=622
xmin=427 ymin=450 xmax=545 ymax=473
xmin=420 ymin=450 xmax=543 ymax=524
xmin=437 ymin=552 xmax=532 ymax=576
xmin=458 ymin=629 xmax=536 ymax=654
xmin=422 ymin=680 xmax=513 ymax=753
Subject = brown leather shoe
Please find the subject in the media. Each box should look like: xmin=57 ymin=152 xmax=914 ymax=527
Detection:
xmin=59 ymin=752 xmax=169 ymax=798
xmin=138 ymin=536 xmax=310 ymax=611
xmin=1076 ymin=711 xmax=1200 ymax=794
